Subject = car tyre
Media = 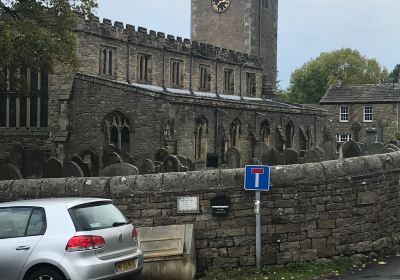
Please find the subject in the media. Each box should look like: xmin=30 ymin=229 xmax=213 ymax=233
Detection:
xmin=27 ymin=268 xmax=66 ymax=280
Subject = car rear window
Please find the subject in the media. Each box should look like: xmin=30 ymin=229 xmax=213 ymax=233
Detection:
xmin=69 ymin=201 xmax=129 ymax=231
xmin=0 ymin=207 xmax=46 ymax=239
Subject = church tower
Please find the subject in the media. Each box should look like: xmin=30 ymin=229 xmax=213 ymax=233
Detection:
xmin=191 ymin=0 xmax=278 ymax=90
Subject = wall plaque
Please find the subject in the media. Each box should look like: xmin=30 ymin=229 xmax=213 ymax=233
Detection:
xmin=177 ymin=196 xmax=199 ymax=214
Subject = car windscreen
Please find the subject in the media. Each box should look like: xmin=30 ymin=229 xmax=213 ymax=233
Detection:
xmin=68 ymin=201 xmax=129 ymax=231
xmin=0 ymin=207 xmax=46 ymax=239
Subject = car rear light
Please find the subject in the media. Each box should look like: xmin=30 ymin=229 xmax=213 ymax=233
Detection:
xmin=66 ymin=236 xmax=105 ymax=252
xmin=132 ymin=228 xmax=138 ymax=241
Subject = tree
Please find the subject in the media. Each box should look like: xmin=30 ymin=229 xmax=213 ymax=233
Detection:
xmin=388 ymin=64 xmax=400 ymax=82
xmin=0 ymin=0 xmax=97 ymax=86
xmin=284 ymin=48 xmax=388 ymax=104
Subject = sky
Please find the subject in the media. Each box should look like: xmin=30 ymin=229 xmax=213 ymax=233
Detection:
xmin=97 ymin=0 xmax=400 ymax=89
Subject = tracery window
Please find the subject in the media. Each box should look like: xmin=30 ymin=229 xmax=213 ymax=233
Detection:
xmin=260 ymin=119 xmax=271 ymax=145
xmin=229 ymin=118 xmax=241 ymax=147
xmin=104 ymin=111 xmax=130 ymax=152
xmin=194 ymin=115 xmax=208 ymax=160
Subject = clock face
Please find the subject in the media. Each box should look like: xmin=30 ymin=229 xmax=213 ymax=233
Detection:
xmin=211 ymin=0 xmax=231 ymax=13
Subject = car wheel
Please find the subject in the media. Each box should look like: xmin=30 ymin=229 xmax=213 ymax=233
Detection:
xmin=27 ymin=268 xmax=65 ymax=280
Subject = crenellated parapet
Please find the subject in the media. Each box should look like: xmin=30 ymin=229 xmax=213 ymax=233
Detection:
xmin=76 ymin=17 xmax=263 ymax=69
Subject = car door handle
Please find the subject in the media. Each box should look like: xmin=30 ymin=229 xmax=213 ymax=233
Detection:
xmin=15 ymin=246 xmax=31 ymax=251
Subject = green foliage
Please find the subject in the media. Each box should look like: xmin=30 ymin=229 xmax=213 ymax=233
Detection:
xmin=199 ymin=259 xmax=354 ymax=280
xmin=286 ymin=48 xmax=388 ymax=104
xmin=387 ymin=121 xmax=400 ymax=140
xmin=388 ymin=64 xmax=400 ymax=82
xmin=0 ymin=0 xmax=97 ymax=75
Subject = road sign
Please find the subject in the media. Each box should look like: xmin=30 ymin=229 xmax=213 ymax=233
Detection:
xmin=244 ymin=165 xmax=270 ymax=191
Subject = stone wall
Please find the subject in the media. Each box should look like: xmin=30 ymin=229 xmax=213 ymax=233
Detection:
xmin=2 ymin=153 xmax=400 ymax=272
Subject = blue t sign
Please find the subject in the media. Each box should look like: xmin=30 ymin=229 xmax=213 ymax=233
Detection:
xmin=244 ymin=165 xmax=270 ymax=191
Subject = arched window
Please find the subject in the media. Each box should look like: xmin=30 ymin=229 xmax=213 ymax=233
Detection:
xmin=260 ymin=119 xmax=271 ymax=145
xmin=306 ymin=129 xmax=313 ymax=149
xmin=229 ymin=118 xmax=241 ymax=147
xmin=194 ymin=115 xmax=208 ymax=160
xmin=104 ymin=110 xmax=131 ymax=153
xmin=285 ymin=121 xmax=295 ymax=149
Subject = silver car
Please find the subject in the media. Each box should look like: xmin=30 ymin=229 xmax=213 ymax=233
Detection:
xmin=0 ymin=198 xmax=143 ymax=280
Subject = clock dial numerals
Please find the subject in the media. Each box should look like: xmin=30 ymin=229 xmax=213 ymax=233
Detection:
xmin=211 ymin=0 xmax=231 ymax=13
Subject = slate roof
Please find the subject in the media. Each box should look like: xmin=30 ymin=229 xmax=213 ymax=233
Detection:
xmin=320 ymin=83 xmax=400 ymax=104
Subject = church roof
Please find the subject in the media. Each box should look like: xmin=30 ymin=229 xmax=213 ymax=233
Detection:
xmin=320 ymin=83 xmax=400 ymax=104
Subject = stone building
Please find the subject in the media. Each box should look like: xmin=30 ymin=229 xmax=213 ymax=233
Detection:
xmin=319 ymin=81 xmax=400 ymax=146
xmin=0 ymin=5 xmax=326 ymax=177
xmin=192 ymin=0 xmax=278 ymax=89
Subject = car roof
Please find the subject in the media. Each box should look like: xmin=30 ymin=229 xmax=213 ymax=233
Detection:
xmin=0 ymin=198 xmax=112 ymax=209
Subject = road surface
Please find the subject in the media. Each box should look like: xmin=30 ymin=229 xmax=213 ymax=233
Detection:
xmin=339 ymin=256 xmax=400 ymax=280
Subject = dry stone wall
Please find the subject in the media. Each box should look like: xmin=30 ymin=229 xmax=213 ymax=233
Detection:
xmin=1 ymin=152 xmax=400 ymax=272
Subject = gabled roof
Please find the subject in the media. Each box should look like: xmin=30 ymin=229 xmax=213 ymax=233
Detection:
xmin=320 ymin=83 xmax=400 ymax=104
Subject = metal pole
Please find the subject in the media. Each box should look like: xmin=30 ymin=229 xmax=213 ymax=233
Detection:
xmin=255 ymin=191 xmax=261 ymax=271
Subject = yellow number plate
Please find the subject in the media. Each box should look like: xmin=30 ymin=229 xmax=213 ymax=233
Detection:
xmin=116 ymin=259 xmax=136 ymax=272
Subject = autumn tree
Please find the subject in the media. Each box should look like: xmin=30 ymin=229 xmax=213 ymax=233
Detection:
xmin=284 ymin=48 xmax=388 ymax=104
xmin=0 ymin=0 xmax=97 ymax=87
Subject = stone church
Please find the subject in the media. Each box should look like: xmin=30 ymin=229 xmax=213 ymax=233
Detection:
xmin=0 ymin=0 xmax=326 ymax=177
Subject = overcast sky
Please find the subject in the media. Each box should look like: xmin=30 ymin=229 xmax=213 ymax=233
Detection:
xmin=97 ymin=0 xmax=400 ymax=89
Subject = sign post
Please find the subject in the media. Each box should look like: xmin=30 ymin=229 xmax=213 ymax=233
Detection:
xmin=244 ymin=165 xmax=270 ymax=271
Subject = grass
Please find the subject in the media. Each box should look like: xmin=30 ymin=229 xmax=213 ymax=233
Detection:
xmin=198 ymin=259 xmax=355 ymax=280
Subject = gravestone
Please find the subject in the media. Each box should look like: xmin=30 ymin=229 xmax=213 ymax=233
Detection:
xmin=246 ymin=158 xmax=260 ymax=165
xmin=253 ymin=142 xmax=270 ymax=162
xmin=103 ymin=152 xmax=123 ymax=168
xmin=8 ymin=142 xmax=24 ymax=171
xmin=81 ymin=150 xmax=99 ymax=177
xmin=100 ymin=163 xmax=139 ymax=177
xmin=62 ymin=161 xmax=84 ymax=178
xmin=0 ymin=164 xmax=23 ymax=180
xmin=163 ymin=155 xmax=181 ymax=173
xmin=23 ymin=150 xmax=45 ymax=179
xmin=340 ymin=141 xmax=362 ymax=159
xmin=365 ymin=128 xmax=378 ymax=145
xmin=312 ymin=146 xmax=325 ymax=161
xmin=176 ymin=155 xmax=188 ymax=169
xmin=71 ymin=155 xmax=91 ymax=177
xmin=321 ymin=140 xmax=337 ymax=161
xmin=186 ymin=158 xmax=195 ymax=171
xmin=304 ymin=149 xmax=320 ymax=163
xmin=357 ymin=142 xmax=367 ymax=155
xmin=137 ymin=158 xmax=155 ymax=175
xmin=155 ymin=148 xmax=170 ymax=162
xmin=262 ymin=148 xmax=282 ymax=166
xmin=195 ymin=160 xmax=206 ymax=171
xmin=154 ymin=161 xmax=163 ymax=173
xmin=282 ymin=149 xmax=299 ymax=165
xmin=382 ymin=144 xmax=400 ymax=154
xmin=366 ymin=142 xmax=384 ymax=155
xmin=43 ymin=157 xmax=63 ymax=178
xmin=390 ymin=139 xmax=400 ymax=148
xmin=225 ymin=147 xmax=241 ymax=168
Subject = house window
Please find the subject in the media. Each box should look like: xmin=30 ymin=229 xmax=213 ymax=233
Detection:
xmin=224 ymin=69 xmax=234 ymax=94
xmin=336 ymin=134 xmax=352 ymax=143
xmin=99 ymin=46 xmax=116 ymax=76
xmin=364 ymin=106 xmax=373 ymax=122
xmin=137 ymin=53 xmax=152 ymax=83
xmin=170 ymin=59 xmax=184 ymax=87
xmin=340 ymin=106 xmax=349 ymax=122
xmin=0 ymin=67 xmax=48 ymax=128
xmin=246 ymin=73 xmax=256 ymax=96
xmin=199 ymin=64 xmax=211 ymax=91
xmin=104 ymin=111 xmax=130 ymax=152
